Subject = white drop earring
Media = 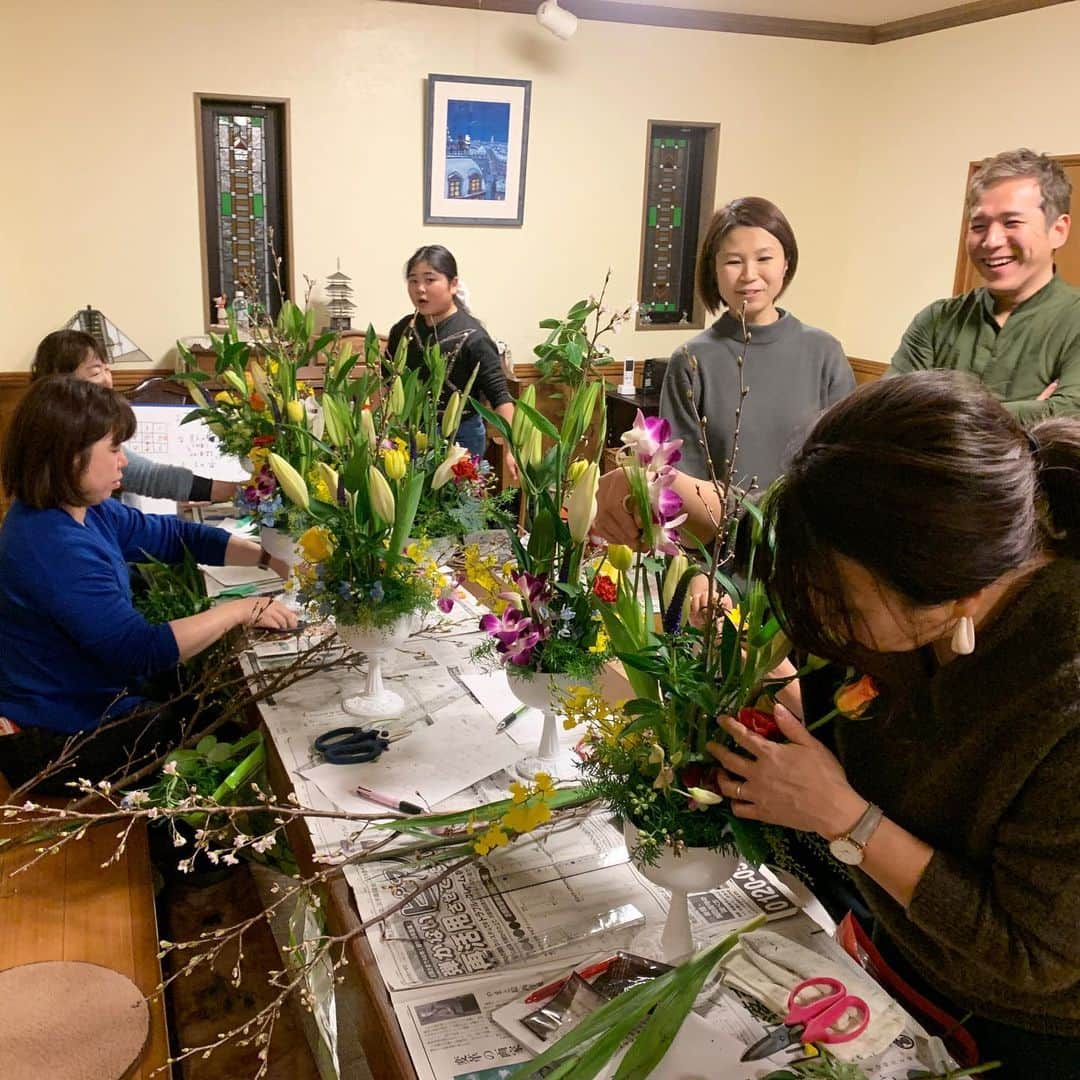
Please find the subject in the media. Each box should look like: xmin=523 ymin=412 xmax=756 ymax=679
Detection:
xmin=951 ymin=615 xmax=975 ymax=655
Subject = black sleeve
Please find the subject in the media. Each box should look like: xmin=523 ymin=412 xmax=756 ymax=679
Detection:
xmin=188 ymin=475 xmax=214 ymax=502
xmin=455 ymin=329 xmax=512 ymax=409
xmin=385 ymin=314 xmax=412 ymax=363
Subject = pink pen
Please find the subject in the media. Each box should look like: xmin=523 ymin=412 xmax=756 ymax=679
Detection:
xmin=355 ymin=785 xmax=424 ymax=815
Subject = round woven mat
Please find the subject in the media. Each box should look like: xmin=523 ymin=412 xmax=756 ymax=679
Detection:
xmin=0 ymin=960 xmax=150 ymax=1079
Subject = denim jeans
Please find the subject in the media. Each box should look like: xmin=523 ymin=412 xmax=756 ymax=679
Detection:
xmin=455 ymin=413 xmax=486 ymax=459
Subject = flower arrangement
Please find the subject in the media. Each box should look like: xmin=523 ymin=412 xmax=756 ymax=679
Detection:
xmin=468 ymin=290 xmax=642 ymax=680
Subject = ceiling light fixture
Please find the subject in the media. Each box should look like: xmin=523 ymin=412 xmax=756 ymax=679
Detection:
xmin=536 ymin=0 xmax=578 ymax=40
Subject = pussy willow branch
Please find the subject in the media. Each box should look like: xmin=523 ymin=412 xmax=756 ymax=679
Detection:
xmin=2 ymin=630 xmax=350 ymax=836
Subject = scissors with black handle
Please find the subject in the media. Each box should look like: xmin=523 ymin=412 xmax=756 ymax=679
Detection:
xmin=741 ymin=976 xmax=870 ymax=1061
xmin=313 ymin=726 xmax=408 ymax=764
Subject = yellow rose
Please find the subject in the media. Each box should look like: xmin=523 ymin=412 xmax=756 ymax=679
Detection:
xmin=298 ymin=526 xmax=334 ymax=563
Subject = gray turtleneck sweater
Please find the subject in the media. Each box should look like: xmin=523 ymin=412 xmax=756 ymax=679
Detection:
xmin=660 ymin=310 xmax=853 ymax=490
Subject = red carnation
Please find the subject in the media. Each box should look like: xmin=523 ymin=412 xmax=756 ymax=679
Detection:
xmin=592 ymin=574 xmax=618 ymax=603
xmin=735 ymin=706 xmax=781 ymax=740
xmin=252 ymin=434 xmax=276 ymax=448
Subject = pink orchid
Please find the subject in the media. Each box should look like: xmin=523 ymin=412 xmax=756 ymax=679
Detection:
xmin=621 ymin=410 xmax=683 ymax=469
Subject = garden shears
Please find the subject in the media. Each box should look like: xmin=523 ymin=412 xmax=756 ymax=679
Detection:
xmin=312 ymin=726 xmax=409 ymax=765
xmin=741 ymin=976 xmax=871 ymax=1061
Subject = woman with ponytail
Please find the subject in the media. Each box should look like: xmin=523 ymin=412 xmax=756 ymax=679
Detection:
xmin=386 ymin=245 xmax=515 ymax=473
xmin=705 ymin=371 xmax=1080 ymax=1075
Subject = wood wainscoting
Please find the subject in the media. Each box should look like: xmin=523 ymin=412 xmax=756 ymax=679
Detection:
xmin=0 ymin=368 xmax=174 ymax=517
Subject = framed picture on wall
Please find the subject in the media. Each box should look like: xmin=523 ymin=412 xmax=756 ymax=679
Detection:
xmin=424 ymin=74 xmax=531 ymax=227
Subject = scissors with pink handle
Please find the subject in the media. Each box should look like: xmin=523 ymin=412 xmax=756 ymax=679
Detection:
xmin=740 ymin=976 xmax=871 ymax=1061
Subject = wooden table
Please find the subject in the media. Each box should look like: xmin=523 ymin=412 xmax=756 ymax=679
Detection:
xmin=0 ymin=816 xmax=171 ymax=1078
xmin=264 ymin=730 xmax=417 ymax=1080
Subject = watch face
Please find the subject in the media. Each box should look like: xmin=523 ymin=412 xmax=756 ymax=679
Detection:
xmin=829 ymin=837 xmax=864 ymax=866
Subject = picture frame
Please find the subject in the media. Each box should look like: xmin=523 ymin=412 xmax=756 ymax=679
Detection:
xmin=424 ymin=74 xmax=532 ymax=227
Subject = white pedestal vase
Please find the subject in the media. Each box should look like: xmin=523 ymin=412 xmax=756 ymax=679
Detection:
xmin=337 ymin=614 xmax=417 ymax=720
xmin=504 ymin=670 xmax=581 ymax=782
xmin=623 ymin=821 xmax=741 ymax=963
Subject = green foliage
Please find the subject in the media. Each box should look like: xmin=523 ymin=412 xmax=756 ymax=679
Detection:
xmin=133 ymin=547 xmax=213 ymax=624
xmin=512 ymin=917 xmax=764 ymax=1080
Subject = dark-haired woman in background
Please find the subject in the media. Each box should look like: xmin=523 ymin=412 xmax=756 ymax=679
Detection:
xmin=0 ymin=377 xmax=296 ymax=792
xmin=594 ymin=197 xmax=853 ymax=547
xmin=707 ymin=372 xmax=1080 ymax=1075
xmin=386 ymin=245 xmax=516 ymax=475
xmin=32 ymin=329 xmax=238 ymax=504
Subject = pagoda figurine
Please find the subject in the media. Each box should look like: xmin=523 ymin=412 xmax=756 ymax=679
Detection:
xmin=326 ymin=259 xmax=356 ymax=331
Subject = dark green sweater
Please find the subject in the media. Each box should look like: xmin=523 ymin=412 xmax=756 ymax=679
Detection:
xmin=837 ymin=559 xmax=1080 ymax=1034
xmin=889 ymin=273 xmax=1080 ymax=422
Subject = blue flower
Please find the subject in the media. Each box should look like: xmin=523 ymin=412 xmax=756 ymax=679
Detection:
xmin=370 ymin=581 xmax=385 ymax=603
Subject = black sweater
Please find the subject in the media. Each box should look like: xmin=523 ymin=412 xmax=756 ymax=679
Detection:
xmin=386 ymin=309 xmax=512 ymax=418
xmin=837 ymin=558 xmax=1080 ymax=1034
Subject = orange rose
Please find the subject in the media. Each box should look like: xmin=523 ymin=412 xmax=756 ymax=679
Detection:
xmin=249 ymin=392 xmax=266 ymax=412
xmin=834 ymin=674 xmax=879 ymax=718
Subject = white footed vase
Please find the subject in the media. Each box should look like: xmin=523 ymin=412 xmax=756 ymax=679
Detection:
xmin=623 ymin=821 xmax=741 ymax=963
xmin=337 ymin=614 xmax=417 ymax=720
xmin=504 ymin=670 xmax=581 ymax=782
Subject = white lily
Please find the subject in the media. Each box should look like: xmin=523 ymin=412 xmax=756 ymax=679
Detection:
xmin=432 ymin=444 xmax=470 ymax=490
xmin=269 ymin=453 xmax=310 ymax=511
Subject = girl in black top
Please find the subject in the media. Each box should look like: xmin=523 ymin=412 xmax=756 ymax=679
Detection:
xmin=385 ymin=245 xmax=516 ymax=474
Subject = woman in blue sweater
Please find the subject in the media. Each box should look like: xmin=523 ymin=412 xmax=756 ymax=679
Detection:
xmin=0 ymin=376 xmax=297 ymax=791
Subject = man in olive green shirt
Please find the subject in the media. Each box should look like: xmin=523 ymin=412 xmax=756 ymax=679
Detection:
xmin=890 ymin=149 xmax=1080 ymax=422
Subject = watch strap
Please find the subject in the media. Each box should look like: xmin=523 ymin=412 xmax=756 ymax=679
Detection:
xmin=847 ymin=802 xmax=884 ymax=849
xmin=257 ymin=548 xmax=273 ymax=570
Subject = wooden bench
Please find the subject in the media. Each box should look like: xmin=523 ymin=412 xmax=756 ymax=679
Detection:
xmin=0 ymin=778 xmax=171 ymax=1078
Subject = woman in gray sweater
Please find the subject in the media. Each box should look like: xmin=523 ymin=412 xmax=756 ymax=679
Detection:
xmin=31 ymin=330 xmax=237 ymax=504
xmin=595 ymin=198 xmax=853 ymax=547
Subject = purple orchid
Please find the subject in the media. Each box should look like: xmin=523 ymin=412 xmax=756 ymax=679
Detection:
xmin=621 ymin=410 xmax=684 ymax=470
xmin=480 ymin=606 xmax=548 ymax=667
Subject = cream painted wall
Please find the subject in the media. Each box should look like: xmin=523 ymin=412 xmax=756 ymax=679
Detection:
xmin=3 ymin=1 xmax=1080 ymax=372
xmin=2 ymin=0 xmax=861 ymax=371
xmin=839 ymin=2 xmax=1080 ymax=362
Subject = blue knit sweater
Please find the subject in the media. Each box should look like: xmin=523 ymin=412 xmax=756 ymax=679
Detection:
xmin=0 ymin=499 xmax=230 ymax=733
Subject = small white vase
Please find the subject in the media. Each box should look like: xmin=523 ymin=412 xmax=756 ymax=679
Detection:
xmin=624 ymin=820 xmax=741 ymax=963
xmin=505 ymin=670 xmax=582 ymax=782
xmin=337 ymin=614 xmax=417 ymax=720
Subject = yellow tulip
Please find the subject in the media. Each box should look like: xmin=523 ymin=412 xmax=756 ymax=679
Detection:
xmin=414 ymin=431 xmax=429 ymax=452
xmin=384 ymin=448 xmax=408 ymax=481
xmin=606 ymin=544 xmax=634 ymax=573
xmin=566 ymin=462 xmax=600 ymax=543
xmin=368 ymin=466 xmax=396 ymax=524
xmin=285 ymin=399 xmax=305 ymax=424
xmin=269 ymin=452 xmax=310 ymax=511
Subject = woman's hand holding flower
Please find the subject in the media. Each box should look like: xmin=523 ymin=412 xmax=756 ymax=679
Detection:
xmin=706 ymin=703 xmax=867 ymax=839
